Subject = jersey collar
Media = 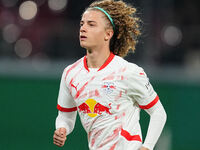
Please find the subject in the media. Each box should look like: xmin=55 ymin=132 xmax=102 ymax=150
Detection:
xmin=84 ymin=52 xmax=115 ymax=72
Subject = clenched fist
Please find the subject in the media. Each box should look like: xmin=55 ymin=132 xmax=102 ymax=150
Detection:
xmin=53 ymin=128 xmax=67 ymax=147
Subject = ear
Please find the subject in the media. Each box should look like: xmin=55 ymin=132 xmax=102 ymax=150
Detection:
xmin=104 ymin=29 xmax=114 ymax=41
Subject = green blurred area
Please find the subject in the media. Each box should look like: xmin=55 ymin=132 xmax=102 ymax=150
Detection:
xmin=0 ymin=76 xmax=199 ymax=150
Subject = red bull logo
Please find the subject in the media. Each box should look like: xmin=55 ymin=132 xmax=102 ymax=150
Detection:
xmin=78 ymin=99 xmax=112 ymax=118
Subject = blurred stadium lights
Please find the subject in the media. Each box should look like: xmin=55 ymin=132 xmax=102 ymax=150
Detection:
xmin=19 ymin=1 xmax=38 ymax=20
xmin=161 ymin=25 xmax=182 ymax=47
xmin=48 ymin=0 xmax=68 ymax=12
xmin=0 ymin=0 xmax=199 ymax=71
xmin=1 ymin=0 xmax=19 ymax=7
xmin=2 ymin=24 xmax=21 ymax=43
xmin=0 ymin=10 xmax=15 ymax=26
xmin=14 ymin=38 xmax=32 ymax=58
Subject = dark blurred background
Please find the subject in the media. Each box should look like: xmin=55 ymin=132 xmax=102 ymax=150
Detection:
xmin=0 ymin=0 xmax=200 ymax=150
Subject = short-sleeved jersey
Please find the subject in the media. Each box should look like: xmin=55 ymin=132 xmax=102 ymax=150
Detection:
xmin=57 ymin=53 xmax=159 ymax=150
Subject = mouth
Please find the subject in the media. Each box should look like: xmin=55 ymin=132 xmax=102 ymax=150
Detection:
xmin=80 ymin=35 xmax=87 ymax=41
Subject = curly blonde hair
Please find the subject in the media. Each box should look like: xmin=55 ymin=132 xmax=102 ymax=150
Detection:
xmin=85 ymin=0 xmax=141 ymax=57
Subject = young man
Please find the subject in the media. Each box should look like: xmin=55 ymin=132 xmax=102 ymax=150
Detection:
xmin=53 ymin=0 xmax=167 ymax=150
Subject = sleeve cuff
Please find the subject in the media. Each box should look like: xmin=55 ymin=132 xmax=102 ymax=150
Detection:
xmin=57 ymin=104 xmax=77 ymax=112
xmin=139 ymin=95 xmax=159 ymax=109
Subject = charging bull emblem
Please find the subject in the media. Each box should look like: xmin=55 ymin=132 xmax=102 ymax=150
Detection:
xmin=78 ymin=99 xmax=112 ymax=118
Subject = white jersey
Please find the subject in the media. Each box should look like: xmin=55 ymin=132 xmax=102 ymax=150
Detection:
xmin=56 ymin=53 xmax=160 ymax=150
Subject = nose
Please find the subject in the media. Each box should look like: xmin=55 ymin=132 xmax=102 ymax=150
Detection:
xmin=80 ymin=24 xmax=87 ymax=33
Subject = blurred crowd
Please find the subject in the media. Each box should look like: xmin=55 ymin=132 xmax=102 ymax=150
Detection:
xmin=0 ymin=0 xmax=199 ymax=68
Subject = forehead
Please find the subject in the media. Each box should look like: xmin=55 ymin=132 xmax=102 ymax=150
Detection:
xmin=81 ymin=10 xmax=105 ymax=22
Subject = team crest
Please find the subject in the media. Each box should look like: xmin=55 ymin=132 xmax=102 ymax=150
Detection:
xmin=102 ymin=82 xmax=116 ymax=94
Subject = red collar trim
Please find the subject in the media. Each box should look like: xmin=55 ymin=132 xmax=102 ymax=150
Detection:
xmin=83 ymin=52 xmax=115 ymax=72
xmin=84 ymin=56 xmax=90 ymax=72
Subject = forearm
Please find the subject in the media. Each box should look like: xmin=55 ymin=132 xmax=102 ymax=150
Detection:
xmin=56 ymin=111 xmax=77 ymax=135
xmin=143 ymin=101 xmax=167 ymax=150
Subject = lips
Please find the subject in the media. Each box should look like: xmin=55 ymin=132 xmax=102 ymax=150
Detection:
xmin=80 ymin=35 xmax=87 ymax=40
xmin=81 ymin=35 xmax=87 ymax=38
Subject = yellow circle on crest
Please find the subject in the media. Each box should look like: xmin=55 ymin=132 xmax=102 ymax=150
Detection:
xmin=85 ymin=99 xmax=98 ymax=117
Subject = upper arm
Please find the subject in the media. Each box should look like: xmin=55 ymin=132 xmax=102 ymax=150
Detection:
xmin=57 ymin=68 xmax=77 ymax=112
xmin=127 ymin=64 xmax=158 ymax=110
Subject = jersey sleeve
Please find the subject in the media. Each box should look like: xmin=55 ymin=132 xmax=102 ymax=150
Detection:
xmin=142 ymin=100 xmax=167 ymax=150
xmin=127 ymin=64 xmax=159 ymax=109
xmin=56 ymin=67 xmax=78 ymax=134
xmin=57 ymin=67 xmax=77 ymax=112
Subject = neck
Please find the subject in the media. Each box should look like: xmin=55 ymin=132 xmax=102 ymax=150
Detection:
xmin=86 ymin=47 xmax=110 ymax=68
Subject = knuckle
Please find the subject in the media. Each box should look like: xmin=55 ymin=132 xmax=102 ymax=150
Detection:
xmin=60 ymin=138 xmax=64 ymax=142
xmin=55 ymin=129 xmax=59 ymax=134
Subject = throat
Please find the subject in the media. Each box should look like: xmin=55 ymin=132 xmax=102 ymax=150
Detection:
xmin=88 ymin=49 xmax=92 ymax=54
xmin=86 ymin=51 xmax=110 ymax=69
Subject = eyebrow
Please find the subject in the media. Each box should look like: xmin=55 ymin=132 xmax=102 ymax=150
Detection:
xmin=80 ymin=20 xmax=97 ymax=24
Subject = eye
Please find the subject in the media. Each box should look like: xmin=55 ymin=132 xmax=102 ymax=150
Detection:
xmin=89 ymin=24 xmax=95 ymax=27
xmin=80 ymin=21 xmax=84 ymax=27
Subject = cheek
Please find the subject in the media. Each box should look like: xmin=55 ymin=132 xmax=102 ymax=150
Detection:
xmin=92 ymin=30 xmax=105 ymax=41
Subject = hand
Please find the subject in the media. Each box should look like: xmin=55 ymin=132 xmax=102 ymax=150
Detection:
xmin=139 ymin=146 xmax=149 ymax=150
xmin=53 ymin=128 xmax=67 ymax=147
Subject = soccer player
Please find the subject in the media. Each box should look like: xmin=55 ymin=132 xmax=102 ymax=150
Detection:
xmin=53 ymin=0 xmax=167 ymax=150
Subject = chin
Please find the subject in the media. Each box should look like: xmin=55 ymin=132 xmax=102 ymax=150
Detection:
xmin=80 ymin=44 xmax=87 ymax=49
xmin=80 ymin=43 xmax=90 ymax=49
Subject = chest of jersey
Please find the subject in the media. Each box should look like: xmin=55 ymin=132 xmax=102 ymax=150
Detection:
xmin=67 ymin=68 xmax=132 ymax=117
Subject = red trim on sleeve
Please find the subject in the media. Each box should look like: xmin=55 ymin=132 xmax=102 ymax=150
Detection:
xmin=121 ymin=128 xmax=142 ymax=142
xmin=139 ymin=95 xmax=159 ymax=109
xmin=57 ymin=104 xmax=77 ymax=112
xmin=83 ymin=52 xmax=115 ymax=72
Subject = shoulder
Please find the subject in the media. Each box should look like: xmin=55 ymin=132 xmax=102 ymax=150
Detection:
xmin=111 ymin=55 xmax=146 ymax=76
xmin=127 ymin=62 xmax=145 ymax=73
xmin=124 ymin=62 xmax=148 ymax=82
xmin=64 ymin=57 xmax=83 ymax=72
xmin=113 ymin=55 xmax=142 ymax=68
xmin=113 ymin=56 xmax=144 ymax=73
xmin=111 ymin=55 xmax=130 ymax=67
xmin=62 ymin=57 xmax=84 ymax=79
